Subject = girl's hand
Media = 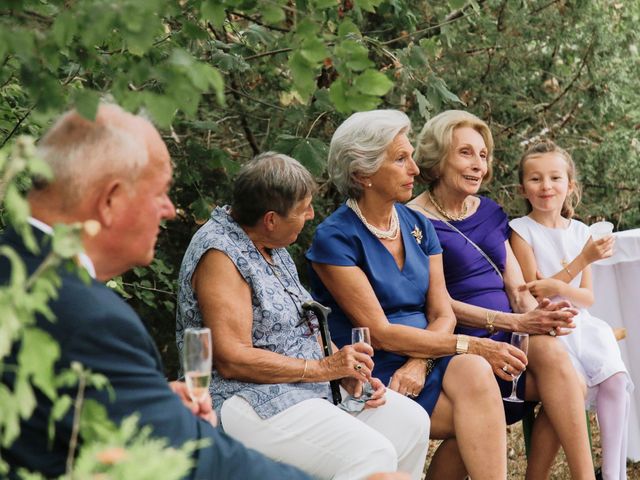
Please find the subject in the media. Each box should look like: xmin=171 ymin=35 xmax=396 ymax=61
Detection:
xmin=582 ymin=236 xmax=615 ymax=264
xmin=471 ymin=338 xmax=527 ymax=381
xmin=515 ymin=298 xmax=577 ymax=335
xmin=388 ymin=358 xmax=428 ymax=398
xmin=519 ymin=271 xmax=565 ymax=299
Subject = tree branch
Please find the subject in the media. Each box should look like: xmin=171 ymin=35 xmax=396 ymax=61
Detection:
xmin=381 ymin=0 xmax=486 ymax=46
xmin=244 ymin=47 xmax=292 ymax=61
xmin=229 ymin=10 xmax=290 ymax=32
xmin=1 ymin=106 xmax=35 ymax=149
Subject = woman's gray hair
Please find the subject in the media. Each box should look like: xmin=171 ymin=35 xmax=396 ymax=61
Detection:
xmin=231 ymin=152 xmax=316 ymax=226
xmin=328 ymin=110 xmax=411 ymax=199
xmin=415 ymin=110 xmax=494 ymax=188
xmin=36 ymin=103 xmax=149 ymax=206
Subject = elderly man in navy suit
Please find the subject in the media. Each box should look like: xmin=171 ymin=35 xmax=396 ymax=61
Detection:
xmin=0 ymin=103 xmax=313 ymax=479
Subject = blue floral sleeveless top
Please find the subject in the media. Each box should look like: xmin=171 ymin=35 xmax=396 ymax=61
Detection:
xmin=176 ymin=206 xmax=330 ymax=420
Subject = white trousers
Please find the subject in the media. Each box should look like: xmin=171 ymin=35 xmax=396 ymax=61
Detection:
xmin=220 ymin=388 xmax=430 ymax=480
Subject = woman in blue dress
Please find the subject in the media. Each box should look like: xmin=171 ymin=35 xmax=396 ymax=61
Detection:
xmin=307 ymin=110 xmax=525 ymax=480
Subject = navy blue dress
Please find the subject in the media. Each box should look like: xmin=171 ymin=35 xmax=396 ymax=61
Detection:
xmin=306 ymin=203 xmax=453 ymax=415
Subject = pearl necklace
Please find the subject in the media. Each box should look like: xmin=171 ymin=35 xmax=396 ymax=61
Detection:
xmin=346 ymin=198 xmax=399 ymax=240
xmin=427 ymin=190 xmax=468 ymax=221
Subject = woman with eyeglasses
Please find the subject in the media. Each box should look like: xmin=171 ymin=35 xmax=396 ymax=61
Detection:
xmin=176 ymin=152 xmax=429 ymax=480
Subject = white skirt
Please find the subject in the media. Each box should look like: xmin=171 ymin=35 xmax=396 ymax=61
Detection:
xmin=560 ymin=309 xmax=633 ymax=409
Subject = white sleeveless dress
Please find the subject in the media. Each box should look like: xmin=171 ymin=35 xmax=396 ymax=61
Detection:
xmin=510 ymin=215 xmax=632 ymax=408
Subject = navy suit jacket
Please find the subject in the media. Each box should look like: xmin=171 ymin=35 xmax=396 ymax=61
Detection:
xmin=0 ymin=227 xmax=310 ymax=479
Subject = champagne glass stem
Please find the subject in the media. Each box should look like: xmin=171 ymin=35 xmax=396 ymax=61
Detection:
xmin=510 ymin=377 xmax=519 ymax=399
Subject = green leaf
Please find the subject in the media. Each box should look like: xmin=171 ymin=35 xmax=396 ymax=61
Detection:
xmin=5 ymin=184 xmax=30 ymax=226
xmin=357 ymin=0 xmax=384 ymax=13
xmin=337 ymin=19 xmax=360 ymax=38
xmin=14 ymin=375 xmax=36 ymax=418
xmin=288 ymin=52 xmax=317 ymax=98
xmin=328 ymin=78 xmax=349 ymax=113
xmin=432 ymin=78 xmax=462 ymax=105
xmin=345 ymin=91 xmax=381 ymax=111
xmin=51 ymin=394 xmax=72 ymax=422
xmin=449 ymin=0 xmax=467 ymax=9
xmin=335 ymin=40 xmax=373 ymax=72
xmin=144 ymin=93 xmax=177 ymax=128
xmin=271 ymin=135 xmax=328 ymax=176
xmin=313 ymin=0 xmax=338 ymax=9
xmin=413 ymin=89 xmax=431 ymax=120
xmin=0 ymin=385 xmax=20 ymax=447
xmin=201 ymin=0 xmax=226 ymax=25
xmin=300 ymin=38 xmax=330 ymax=63
xmin=74 ymin=90 xmax=100 ymax=121
xmin=17 ymin=328 xmax=60 ymax=400
xmin=51 ymin=11 xmax=77 ymax=47
xmin=291 ymin=138 xmax=328 ymax=176
xmin=262 ymin=5 xmax=285 ymax=24
xmin=210 ymin=149 xmax=240 ymax=174
xmin=354 ymin=69 xmax=393 ymax=96
xmin=51 ymin=223 xmax=83 ymax=259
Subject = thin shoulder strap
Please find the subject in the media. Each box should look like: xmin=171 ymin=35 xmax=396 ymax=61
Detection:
xmin=411 ymin=203 xmax=504 ymax=281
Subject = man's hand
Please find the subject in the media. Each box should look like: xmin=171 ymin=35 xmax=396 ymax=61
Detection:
xmin=169 ymin=380 xmax=217 ymax=427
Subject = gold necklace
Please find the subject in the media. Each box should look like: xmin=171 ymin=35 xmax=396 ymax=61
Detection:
xmin=427 ymin=190 xmax=468 ymax=221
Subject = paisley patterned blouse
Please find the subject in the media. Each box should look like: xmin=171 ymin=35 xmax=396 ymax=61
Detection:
xmin=176 ymin=206 xmax=330 ymax=420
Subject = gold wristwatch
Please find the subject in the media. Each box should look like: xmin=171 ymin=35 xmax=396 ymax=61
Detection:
xmin=455 ymin=334 xmax=470 ymax=354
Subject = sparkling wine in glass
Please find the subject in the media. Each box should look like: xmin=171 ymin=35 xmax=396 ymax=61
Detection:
xmin=183 ymin=327 xmax=212 ymax=403
xmin=503 ymin=332 xmax=529 ymax=403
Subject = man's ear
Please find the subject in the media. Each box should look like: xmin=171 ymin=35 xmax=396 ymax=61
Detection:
xmin=95 ymin=179 xmax=126 ymax=228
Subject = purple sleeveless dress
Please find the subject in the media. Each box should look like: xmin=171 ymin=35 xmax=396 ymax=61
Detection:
xmin=431 ymin=196 xmax=535 ymax=424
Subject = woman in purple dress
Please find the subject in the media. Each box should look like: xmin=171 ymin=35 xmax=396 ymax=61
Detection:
xmin=408 ymin=110 xmax=595 ymax=479
xmin=308 ymin=110 xmax=527 ymax=480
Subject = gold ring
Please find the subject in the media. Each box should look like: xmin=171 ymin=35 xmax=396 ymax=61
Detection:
xmin=354 ymin=364 xmax=363 ymax=371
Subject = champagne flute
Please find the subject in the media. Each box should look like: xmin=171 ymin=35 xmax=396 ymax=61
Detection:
xmin=351 ymin=327 xmax=371 ymax=346
xmin=351 ymin=327 xmax=371 ymax=395
xmin=183 ymin=327 xmax=212 ymax=403
xmin=503 ymin=332 xmax=529 ymax=403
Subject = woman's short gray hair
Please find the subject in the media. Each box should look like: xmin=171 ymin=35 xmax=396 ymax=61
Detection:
xmin=36 ymin=104 xmax=149 ymax=206
xmin=231 ymin=152 xmax=316 ymax=226
xmin=328 ymin=110 xmax=411 ymax=199
xmin=415 ymin=110 xmax=494 ymax=188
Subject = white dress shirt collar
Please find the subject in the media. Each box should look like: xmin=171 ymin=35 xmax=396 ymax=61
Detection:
xmin=27 ymin=217 xmax=97 ymax=279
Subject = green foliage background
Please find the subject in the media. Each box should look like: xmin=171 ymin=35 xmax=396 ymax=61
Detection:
xmin=2 ymin=0 xmax=639 ymax=381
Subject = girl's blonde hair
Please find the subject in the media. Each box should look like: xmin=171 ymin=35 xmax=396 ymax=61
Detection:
xmin=518 ymin=140 xmax=582 ymax=218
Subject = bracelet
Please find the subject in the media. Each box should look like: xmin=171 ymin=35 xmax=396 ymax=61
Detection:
xmin=485 ymin=310 xmax=497 ymax=335
xmin=455 ymin=334 xmax=470 ymax=355
xmin=564 ymin=265 xmax=573 ymax=278
xmin=300 ymin=359 xmax=308 ymax=380
xmin=424 ymin=358 xmax=435 ymax=377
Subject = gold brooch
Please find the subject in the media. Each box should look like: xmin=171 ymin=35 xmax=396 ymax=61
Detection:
xmin=411 ymin=225 xmax=423 ymax=244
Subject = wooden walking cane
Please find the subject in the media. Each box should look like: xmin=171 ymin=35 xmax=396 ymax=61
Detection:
xmin=302 ymin=300 xmax=342 ymax=405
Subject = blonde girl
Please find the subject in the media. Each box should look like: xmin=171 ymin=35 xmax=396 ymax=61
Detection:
xmin=510 ymin=140 xmax=633 ymax=480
